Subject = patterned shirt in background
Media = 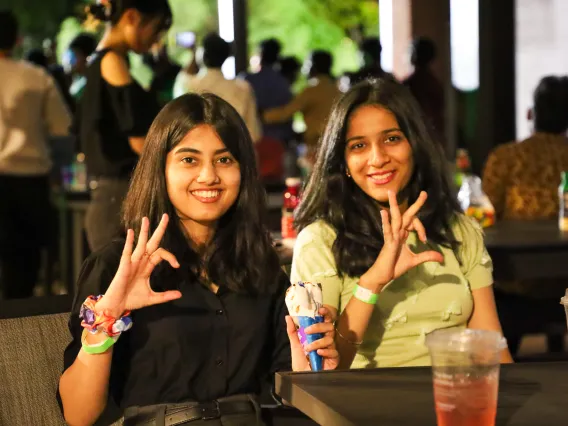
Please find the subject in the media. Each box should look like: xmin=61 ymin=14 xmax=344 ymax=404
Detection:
xmin=482 ymin=133 xmax=568 ymax=220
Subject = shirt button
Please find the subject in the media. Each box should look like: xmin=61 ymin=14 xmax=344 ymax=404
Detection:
xmin=216 ymin=358 xmax=224 ymax=366
xmin=216 ymin=309 xmax=224 ymax=316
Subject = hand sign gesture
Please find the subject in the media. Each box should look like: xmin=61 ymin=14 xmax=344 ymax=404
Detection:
xmin=95 ymin=214 xmax=182 ymax=319
xmin=360 ymin=191 xmax=444 ymax=292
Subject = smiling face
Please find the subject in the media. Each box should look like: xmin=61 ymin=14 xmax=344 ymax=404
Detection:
xmin=165 ymin=124 xmax=241 ymax=232
xmin=344 ymin=104 xmax=414 ymax=203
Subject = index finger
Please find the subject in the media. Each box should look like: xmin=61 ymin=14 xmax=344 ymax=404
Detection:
xmin=145 ymin=214 xmax=169 ymax=253
xmin=402 ymin=191 xmax=427 ymax=229
xmin=388 ymin=190 xmax=402 ymax=232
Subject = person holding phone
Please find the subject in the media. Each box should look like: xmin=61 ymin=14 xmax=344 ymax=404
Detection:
xmin=78 ymin=0 xmax=169 ymax=252
xmin=58 ymin=93 xmax=338 ymax=426
xmin=291 ymin=78 xmax=513 ymax=369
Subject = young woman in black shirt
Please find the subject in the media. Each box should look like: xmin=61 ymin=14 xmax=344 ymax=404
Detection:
xmin=58 ymin=93 xmax=339 ymax=426
xmin=79 ymin=0 xmax=170 ymax=251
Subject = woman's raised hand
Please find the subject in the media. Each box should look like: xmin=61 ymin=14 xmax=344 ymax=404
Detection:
xmin=360 ymin=191 xmax=444 ymax=292
xmin=95 ymin=214 xmax=182 ymax=318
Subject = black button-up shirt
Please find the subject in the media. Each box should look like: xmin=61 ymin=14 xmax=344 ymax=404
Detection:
xmin=60 ymin=240 xmax=291 ymax=411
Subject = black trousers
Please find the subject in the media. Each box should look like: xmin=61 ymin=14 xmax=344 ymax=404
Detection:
xmin=0 ymin=174 xmax=52 ymax=299
xmin=85 ymin=178 xmax=130 ymax=252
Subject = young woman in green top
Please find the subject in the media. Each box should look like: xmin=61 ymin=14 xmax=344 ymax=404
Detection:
xmin=291 ymin=78 xmax=513 ymax=369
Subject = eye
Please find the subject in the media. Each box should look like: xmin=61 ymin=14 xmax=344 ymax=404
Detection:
xmin=349 ymin=142 xmax=365 ymax=151
xmin=181 ymin=157 xmax=196 ymax=164
xmin=217 ymin=156 xmax=235 ymax=165
xmin=385 ymin=135 xmax=402 ymax=144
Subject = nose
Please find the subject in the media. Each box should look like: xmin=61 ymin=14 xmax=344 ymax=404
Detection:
xmin=196 ymin=162 xmax=220 ymax=185
xmin=369 ymin=142 xmax=390 ymax=168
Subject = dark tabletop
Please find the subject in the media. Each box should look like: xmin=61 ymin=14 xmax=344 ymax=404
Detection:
xmin=276 ymin=362 xmax=568 ymax=426
xmin=484 ymin=220 xmax=568 ymax=250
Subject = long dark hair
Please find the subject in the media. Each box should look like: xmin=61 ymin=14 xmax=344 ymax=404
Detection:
xmin=88 ymin=0 xmax=172 ymax=30
xmin=122 ymin=93 xmax=280 ymax=295
xmin=295 ymin=78 xmax=461 ymax=278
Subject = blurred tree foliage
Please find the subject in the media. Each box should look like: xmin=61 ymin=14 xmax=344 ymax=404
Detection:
xmin=12 ymin=0 xmax=377 ymax=83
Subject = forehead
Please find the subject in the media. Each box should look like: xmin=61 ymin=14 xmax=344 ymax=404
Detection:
xmin=346 ymin=105 xmax=400 ymax=137
xmin=176 ymin=124 xmax=226 ymax=151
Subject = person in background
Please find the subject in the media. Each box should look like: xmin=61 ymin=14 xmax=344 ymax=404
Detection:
xmin=242 ymin=38 xmax=294 ymax=145
xmin=63 ymin=33 xmax=98 ymax=102
xmin=483 ymin=75 xmax=568 ymax=220
xmin=0 ymin=10 xmax=72 ymax=299
xmin=145 ymin=42 xmax=181 ymax=107
xmin=403 ymin=37 xmax=445 ymax=145
xmin=58 ymin=93 xmax=338 ymax=426
xmin=25 ymin=47 xmax=75 ymax=111
xmin=263 ymin=50 xmax=340 ymax=164
xmin=174 ymin=33 xmax=261 ymax=143
xmin=482 ymin=75 xmax=568 ymax=354
xmin=78 ymin=0 xmax=168 ymax=252
xmin=279 ymin=56 xmax=301 ymax=87
xmin=349 ymin=38 xmax=394 ymax=86
xmin=291 ymin=79 xmax=513 ymax=368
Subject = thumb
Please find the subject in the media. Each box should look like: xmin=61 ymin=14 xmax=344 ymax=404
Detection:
xmin=286 ymin=316 xmax=302 ymax=349
xmin=412 ymin=250 xmax=444 ymax=267
xmin=148 ymin=290 xmax=182 ymax=307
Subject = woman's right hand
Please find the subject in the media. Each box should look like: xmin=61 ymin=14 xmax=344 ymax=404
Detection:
xmin=94 ymin=214 xmax=182 ymax=319
xmin=359 ymin=191 xmax=445 ymax=293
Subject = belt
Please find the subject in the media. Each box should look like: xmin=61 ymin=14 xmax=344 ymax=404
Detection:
xmin=123 ymin=397 xmax=258 ymax=426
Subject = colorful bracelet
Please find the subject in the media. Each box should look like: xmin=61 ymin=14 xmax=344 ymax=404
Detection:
xmin=81 ymin=329 xmax=118 ymax=355
xmin=352 ymin=284 xmax=378 ymax=305
xmin=80 ymin=295 xmax=133 ymax=337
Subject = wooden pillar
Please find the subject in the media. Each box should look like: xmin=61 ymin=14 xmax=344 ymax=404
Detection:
xmin=387 ymin=0 xmax=452 ymax=157
xmin=232 ymin=0 xmax=248 ymax=75
xmin=473 ymin=0 xmax=515 ymax=174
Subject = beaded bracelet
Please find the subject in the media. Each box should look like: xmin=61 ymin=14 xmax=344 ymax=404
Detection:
xmin=80 ymin=295 xmax=133 ymax=337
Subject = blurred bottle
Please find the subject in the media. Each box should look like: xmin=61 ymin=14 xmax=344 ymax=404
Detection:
xmin=455 ymin=148 xmax=471 ymax=188
xmin=559 ymin=171 xmax=568 ymax=231
xmin=71 ymin=152 xmax=88 ymax=192
xmin=282 ymin=177 xmax=302 ymax=240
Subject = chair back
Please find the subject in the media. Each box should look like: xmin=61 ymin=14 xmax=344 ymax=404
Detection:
xmin=0 ymin=312 xmax=70 ymax=425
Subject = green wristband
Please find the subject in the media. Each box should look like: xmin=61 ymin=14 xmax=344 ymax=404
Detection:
xmin=353 ymin=284 xmax=378 ymax=305
xmin=81 ymin=329 xmax=118 ymax=355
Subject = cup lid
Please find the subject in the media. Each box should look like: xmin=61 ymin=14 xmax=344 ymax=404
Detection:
xmin=425 ymin=328 xmax=507 ymax=352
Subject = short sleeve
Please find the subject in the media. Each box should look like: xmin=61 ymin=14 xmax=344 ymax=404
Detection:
xmin=269 ymin=271 xmax=292 ymax=374
xmin=454 ymin=216 xmax=494 ymax=290
xmin=58 ymin=242 xmax=126 ymax=421
xmin=106 ymin=83 xmax=160 ymax=137
xmin=290 ymin=222 xmax=343 ymax=310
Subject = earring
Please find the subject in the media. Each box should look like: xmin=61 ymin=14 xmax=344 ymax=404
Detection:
xmin=346 ymin=170 xmax=351 ymax=178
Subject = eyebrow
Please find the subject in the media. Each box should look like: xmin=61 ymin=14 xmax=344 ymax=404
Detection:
xmin=174 ymin=147 xmax=230 ymax=155
xmin=346 ymin=127 xmax=402 ymax=143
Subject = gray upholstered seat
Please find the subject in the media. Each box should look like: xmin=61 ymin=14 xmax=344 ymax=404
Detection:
xmin=0 ymin=312 xmax=122 ymax=426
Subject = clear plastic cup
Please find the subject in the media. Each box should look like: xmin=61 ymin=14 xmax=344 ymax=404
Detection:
xmin=560 ymin=289 xmax=568 ymax=329
xmin=425 ymin=329 xmax=507 ymax=426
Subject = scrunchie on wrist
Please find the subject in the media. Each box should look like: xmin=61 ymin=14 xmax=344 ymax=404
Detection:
xmin=80 ymin=295 xmax=133 ymax=337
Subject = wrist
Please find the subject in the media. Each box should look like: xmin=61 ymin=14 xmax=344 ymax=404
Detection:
xmin=352 ymin=284 xmax=378 ymax=305
xmin=93 ymin=301 xmax=123 ymax=320
xmin=358 ymin=275 xmax=390 ymax=294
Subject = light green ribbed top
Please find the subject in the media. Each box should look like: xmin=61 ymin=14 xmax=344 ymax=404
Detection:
xmin=290 ymin=215 xmax=493 ymax=368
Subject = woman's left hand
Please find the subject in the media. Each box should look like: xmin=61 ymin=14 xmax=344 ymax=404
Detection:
xmin=286 ymin=307 xmax=340 ymax=371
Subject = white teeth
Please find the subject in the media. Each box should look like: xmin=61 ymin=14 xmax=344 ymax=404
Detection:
xmin=191 ymin=190 xmax=220 ymax=198
xmin=371 ymin=172 xmax=393 ymax=181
